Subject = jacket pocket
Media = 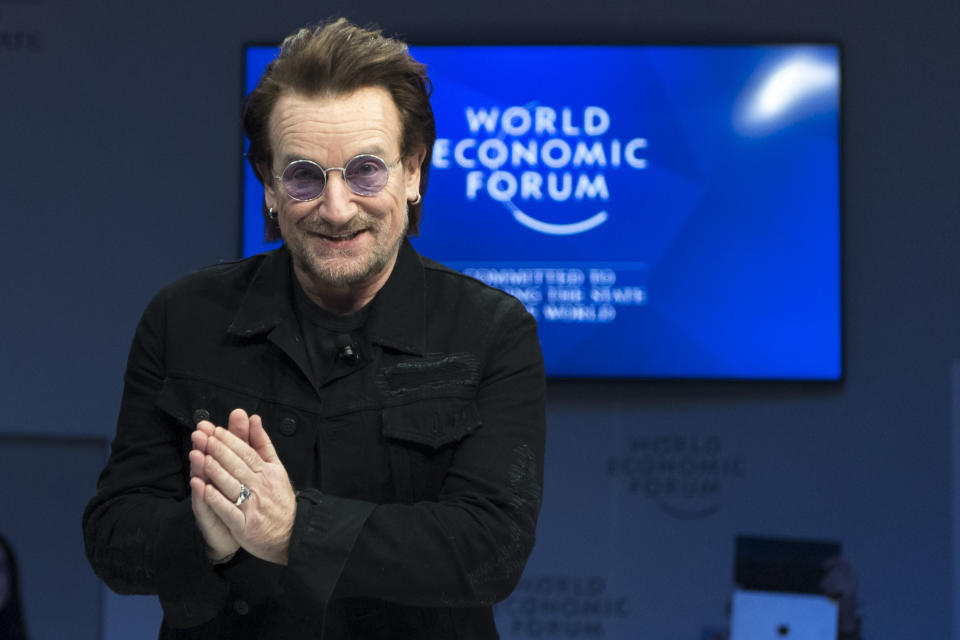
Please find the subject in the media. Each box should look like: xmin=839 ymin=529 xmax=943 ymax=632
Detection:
xmin=382 ymin=398 xmax=480 ymax=449
xmin=381 ymin=397 xmax=481 ymax=502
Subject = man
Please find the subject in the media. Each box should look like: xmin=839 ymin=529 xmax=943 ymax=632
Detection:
xmin=83 ymin=18 xmax=546 ymax=640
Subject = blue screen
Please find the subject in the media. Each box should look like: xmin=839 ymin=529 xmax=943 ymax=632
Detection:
xmin=242 ymin=44 xmax=841 ymax=380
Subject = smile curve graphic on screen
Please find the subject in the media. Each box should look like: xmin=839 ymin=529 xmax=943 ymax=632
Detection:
xmin=505 ymin=201 xmax=609 ymax=236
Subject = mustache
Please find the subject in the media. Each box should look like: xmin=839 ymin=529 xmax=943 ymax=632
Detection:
xmin=296 ymin=214 xmax=377 ymax=236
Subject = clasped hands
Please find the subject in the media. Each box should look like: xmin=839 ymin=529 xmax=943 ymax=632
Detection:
xmin=189 ymin=408 xmax=296 ymax=565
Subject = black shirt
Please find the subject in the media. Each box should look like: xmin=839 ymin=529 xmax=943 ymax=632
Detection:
xmin=292 ymin=275 xmax=369 ymax=390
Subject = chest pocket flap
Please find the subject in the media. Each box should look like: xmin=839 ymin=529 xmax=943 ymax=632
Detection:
xmin=382 ymin=398 xmax=481 ymax=450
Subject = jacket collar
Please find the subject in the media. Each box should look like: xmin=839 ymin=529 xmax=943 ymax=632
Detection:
xmin=226 ymin=248 xmax=294 ymax=339
xmin=227 ymin=239 xmax=427 ymax=356
xmin=365 ymin=238 xmax=427 ymax=356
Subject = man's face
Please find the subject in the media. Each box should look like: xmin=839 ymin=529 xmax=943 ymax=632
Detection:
xmin=264 ymin=87 xmax=422 ymax=299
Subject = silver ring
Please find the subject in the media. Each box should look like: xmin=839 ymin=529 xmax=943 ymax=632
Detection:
xmin=235 ymin=484 xmax=251 ymax=506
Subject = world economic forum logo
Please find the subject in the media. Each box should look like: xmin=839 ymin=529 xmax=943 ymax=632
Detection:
xmin=431 ymin=103 xmax=649 ymax=236
xmin=608 ymin=435 xmax=746 ymax=520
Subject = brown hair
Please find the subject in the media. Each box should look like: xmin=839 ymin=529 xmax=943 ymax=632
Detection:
xmin=244 ymin=18 xmax=435 ymax=239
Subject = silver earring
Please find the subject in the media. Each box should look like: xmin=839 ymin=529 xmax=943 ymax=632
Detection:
xmin=267 ymin=208 xmax=277 ymax=221
xmin=409 ymin=194 xmax=422 ymax=206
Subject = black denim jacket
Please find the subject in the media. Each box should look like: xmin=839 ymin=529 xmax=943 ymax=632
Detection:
xmin=83 ymin=240 xmax=546 ymax=639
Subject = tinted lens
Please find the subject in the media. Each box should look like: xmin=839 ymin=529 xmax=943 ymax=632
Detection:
xmin=343 ymin=155 xmax=390 ymax=196
xmin=281 ymin=161 xmax=326 ymax=201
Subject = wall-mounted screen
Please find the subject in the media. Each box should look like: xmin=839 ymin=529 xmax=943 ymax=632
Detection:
xmin=243 ymin=44 xmax=841 ymax=380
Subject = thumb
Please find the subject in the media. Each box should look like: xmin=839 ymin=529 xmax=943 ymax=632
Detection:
xmin=249 ymin=414 xmax=279 ymax=463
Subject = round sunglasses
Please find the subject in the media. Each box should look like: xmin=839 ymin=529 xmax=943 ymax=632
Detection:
xmin=274 ymin=154 xmax=401 ymax=201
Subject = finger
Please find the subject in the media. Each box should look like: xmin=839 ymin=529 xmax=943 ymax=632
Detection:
xmin=204 ymin=482 xmax=246 ymax=531
xmin=191 ymin=476 xmax=241 ymax=559
xmin=188 ymin=449 xmax=207 ymax=481
xmin=210 ymin=427 xmax=261 ymax=475
xmin=191 ymin=477 xmax=228 ymax=533
xmin=190 ymin=476 xmax=211 ymax=514
xmin=212 ymin=426 xmax=263 ymax=473
xmin=191 ymin=429 xmax=209 ymax=454
xmin=249 ymin=414 xmax=280 ymax=463
xmin=196 ymin=420 xmax=216 ymax=436
xmin=203 ymin=452 xmax=246 ymax=500
xmin=228 ymin=408 xmax=252 ymax=445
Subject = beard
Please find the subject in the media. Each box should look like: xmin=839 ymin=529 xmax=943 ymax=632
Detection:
xmin=283 ymin=207 xmax=408 ymax=290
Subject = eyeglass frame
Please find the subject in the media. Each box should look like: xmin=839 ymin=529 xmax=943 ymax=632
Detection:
xmin=271 ymin=154 xmax=402 ymax=201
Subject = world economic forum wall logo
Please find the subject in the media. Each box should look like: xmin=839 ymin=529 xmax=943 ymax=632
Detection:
xmin=431 ymin=103 xmax=649 ymax=236
xmin=608 ymin=435 xmax=746 ymax=520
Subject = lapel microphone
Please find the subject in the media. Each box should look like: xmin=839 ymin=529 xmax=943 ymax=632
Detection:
xmin=333 ymin=334 xmax=360 ymax=365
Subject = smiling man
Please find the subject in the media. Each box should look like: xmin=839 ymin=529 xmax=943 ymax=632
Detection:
xmin=268 ymin=87 xmax=419 ymax=311
xmin=83 ymin=18 xmax=546 ymax=640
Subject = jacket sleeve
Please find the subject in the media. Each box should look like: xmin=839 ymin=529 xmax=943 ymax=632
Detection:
xmin=82 ymin=289 xmax=231 ymax=628
xmin=281 ymin=297 xmax=546 ymax=609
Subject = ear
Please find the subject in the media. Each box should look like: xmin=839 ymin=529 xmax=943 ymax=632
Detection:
xmin=259 ymin=163 xmax=279 ymax=210
xmin=403 ymin=146 xmax=426 ymax=201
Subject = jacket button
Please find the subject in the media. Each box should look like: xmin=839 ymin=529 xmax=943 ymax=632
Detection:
xmin=193 ymin=408 xmax=211 ymax=424
xmin=233 ymin=599 xmax=249 ymax=615
xmin=279 ymin=417 xmax=297 ymax=436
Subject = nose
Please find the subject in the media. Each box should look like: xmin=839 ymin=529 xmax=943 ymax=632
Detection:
xmin=318 ymin=170 xmax=358 ymax=227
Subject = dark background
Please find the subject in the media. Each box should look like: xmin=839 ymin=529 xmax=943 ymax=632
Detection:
xmin=1 ymin=1 xmax=957 ymax=638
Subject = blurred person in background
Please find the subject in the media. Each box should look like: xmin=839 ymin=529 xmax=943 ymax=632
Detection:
xmin=703 ymin=555 xmax=861 ymax=640
xmin=0 ymin=533 xmax=29 ymax=640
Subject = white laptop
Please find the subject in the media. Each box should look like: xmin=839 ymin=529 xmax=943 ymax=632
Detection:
xmin=730 ymin=589 xmax=838 ymax=640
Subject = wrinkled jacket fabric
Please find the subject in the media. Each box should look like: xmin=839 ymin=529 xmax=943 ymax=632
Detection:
xmin=83 ymin=240 xmax=546 ymax=639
